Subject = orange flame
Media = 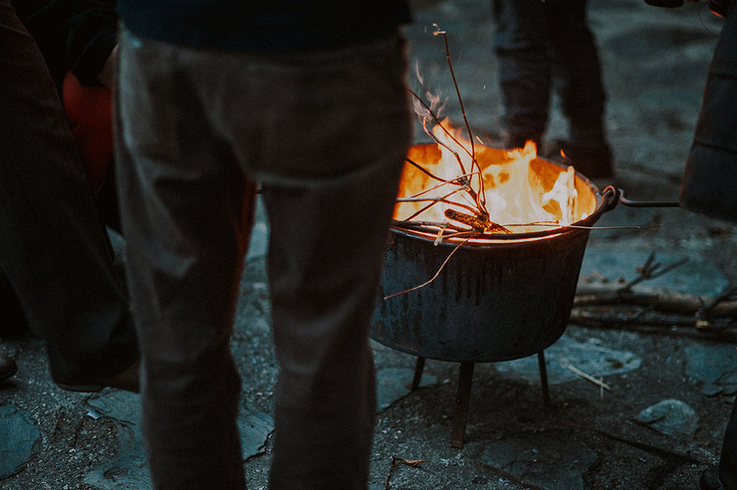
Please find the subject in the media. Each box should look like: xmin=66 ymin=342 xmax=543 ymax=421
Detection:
xmin=394 ymin=120 xmax=593 ymax=235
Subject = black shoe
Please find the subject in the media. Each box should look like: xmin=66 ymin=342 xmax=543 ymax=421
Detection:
xmin=55 ymin=359 xmax=140 ymax=394
xmin=699 ymin=467 xmax=724 ymax=490
xmin=0 ymin=354 xmax=18 ymax=382
xmin=545 ymin=139 xmax=615 ymax=181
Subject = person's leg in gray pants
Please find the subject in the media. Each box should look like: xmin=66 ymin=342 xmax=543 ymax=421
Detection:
xmin=115 ymin=27 xmax=411 ymax=490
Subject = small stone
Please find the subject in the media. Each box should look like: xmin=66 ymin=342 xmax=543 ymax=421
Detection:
xmin=83 ymin=391 xmax=273 ymax=489
xmin=633 ymin=399 xmax=699 ymax=439
xmin=481 ymin=434 xmax=598 ymax=490
xmin=686 ymin=345 xmax=737 ymax=395
xmin=702 ymin=383 xmax=724 ymax=397
xmin=376 ymin=367 xmax=438 ymax=411
xmin=0 ymin=404 xmax=41 ymax=478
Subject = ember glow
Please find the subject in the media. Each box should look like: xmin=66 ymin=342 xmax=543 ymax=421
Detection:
xmin=393 ymin=120 xmax=597 ymax=236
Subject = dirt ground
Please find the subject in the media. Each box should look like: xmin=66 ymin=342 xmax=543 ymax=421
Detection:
xmin=2 ymin=1 xmax=737 ymax=489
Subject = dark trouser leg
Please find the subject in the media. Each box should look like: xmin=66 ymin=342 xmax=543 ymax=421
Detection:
xmin=116 ymin=27 xmax=410 ymax=490
xmin=249 ymin=36 xmax=410 ymax=490
xmin=0 ymin=271 xmax=28 ymax=337
xmin=0 ymin=0 xmax=137 ymax=382
xmin=547 ymin=0 xmax=613 ymax=179
xmin=492 ymin=0 xmax=554 ymax=149
xmin=95 ymin=161 xmax=122 ymax=235
xmin=720 ymin=397 xmax=737 ymax=489
xmin=116 ymin=29 xmax=253 ymax=490
xmin=263 ymin=152 xmax=406 ymax=490
xmin=550 ymin=0 xmax=608 ymax=146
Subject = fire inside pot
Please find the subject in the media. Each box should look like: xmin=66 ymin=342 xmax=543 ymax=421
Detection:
xmin=373 ymin=127 xmax=610 ymax=447
xmin=393 ymin=121 xmax=599 ymax=239
xmin=375 ymin=121 xmax=610 ymax=364
xmin=374 ymin=122 xmax=613 ymax=362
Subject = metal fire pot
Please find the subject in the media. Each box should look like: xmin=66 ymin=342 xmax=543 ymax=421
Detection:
xmin=372 ymin=146 xmax=617 ymax=363
xmin=373 ymin=223 xmax=593 ymax=363
xmin=370 ymin=144 xmax=670 ymax=447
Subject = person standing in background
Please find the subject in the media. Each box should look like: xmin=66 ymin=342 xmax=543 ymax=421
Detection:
xmin=0 ymin=0 xmax=138 ymax=392
xmin=11 ymin=0 xmax=121 ymax=231
xmin=675 ymin=2 xmax=737 ymax=489
xmin=491 ymin=0 xmax=615 ymax=181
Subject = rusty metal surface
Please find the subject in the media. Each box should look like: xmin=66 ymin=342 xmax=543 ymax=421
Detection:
xmin=373 ymin=225 xmax=592 ymax=362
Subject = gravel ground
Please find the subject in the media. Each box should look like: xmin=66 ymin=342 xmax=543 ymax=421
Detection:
xmin=2 ymin=1 xmax=737 ymax=489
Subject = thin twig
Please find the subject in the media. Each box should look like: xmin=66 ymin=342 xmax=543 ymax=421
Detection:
xmin=565 ymin=364 xmax=612 ymax=391
xmin=405 ymin=191 xmax=483 ymax=216
xmin=637 ymin=256 xmax=689 ymax=281
xmin=503 ymin=222 xmax=664 ymax=232
xmin=399 ymin=170 xmax=479 ymax=200
xmin=402 ymin=192 xmax=482 ymax=222
xmin=433 ymin=24 xmax=488 ymax=214
xmin=392 ymin=220 xmax=468 ymax=233
xmin=384 ymin=456 xmax=427 ymax=490
xmin=697 ymin=284 xmax=737 ymax=321
xmin=408 ymin=90 xmax=473 ymax=171
xmin=620 ymin=254 xmax=689 ymax=291
xmin=427 ymin=129 xmax=471 ymax=178
xmin=693 ymin=0 xmax=718 ymax=37
xmin=403 ymin=189 xmax=467 ymax=221
xmin=572 ymin=224 xmax=663 ymax=231
xmin=384 ymin=238 xmax=472 ymax=300
xmin=404 ymin=156 xmax=453 ymax=183
xmin=436 ymin=229 xmax=483 ymax=240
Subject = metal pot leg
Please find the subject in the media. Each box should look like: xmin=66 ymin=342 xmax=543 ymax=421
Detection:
xmin=409 ymin=356 xmax=426 ymax=391
xmin=538 ymin=351 xmax=551 ymax=406
xmin=409 ymin=352 xmax=550 ymax=448
xmin=450 ymin=362 xmax=474 ymax=448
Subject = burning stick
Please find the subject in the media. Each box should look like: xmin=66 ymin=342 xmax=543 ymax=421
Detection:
xmin=401 ymin=194 xmax=484 ymax=224
xmin=399 ymin=26 xmax=594 ymax=240
xmin=408 ymin=91 xmax=487 ymax=218
xmin=385 ymin=28 xmax=597 ymax=299
xmin=444 ymin=209 xmax=512 ymax=234
xmin=432 ymin=23 xmax=484 ymax=206
xmin=408 ymin=91 xmax=473 ymax=176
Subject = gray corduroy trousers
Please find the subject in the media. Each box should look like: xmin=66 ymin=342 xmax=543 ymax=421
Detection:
xmin=115 ymin=27 xmax=411 ymax=490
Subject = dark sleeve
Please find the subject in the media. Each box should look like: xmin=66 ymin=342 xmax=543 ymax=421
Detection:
xmin=64 ymin=0 xmax=117 ymax=86
xmin=679 ymin=12 xmax=737 ymax=224
xmin=12 ymin=0 xmax=117 ymax=87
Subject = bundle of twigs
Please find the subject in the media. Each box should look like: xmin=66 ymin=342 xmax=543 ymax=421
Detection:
xmin=570 ymin=253 xmax=737 ymax=337
xmin=394 ymin=24 xmax=503 ymax=238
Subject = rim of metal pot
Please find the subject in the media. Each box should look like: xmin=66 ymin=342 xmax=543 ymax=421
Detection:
xmin=391 ymin=184 xmax=680 ymax=242
xmin=391 ymin=181 xmax=617 ymax=241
